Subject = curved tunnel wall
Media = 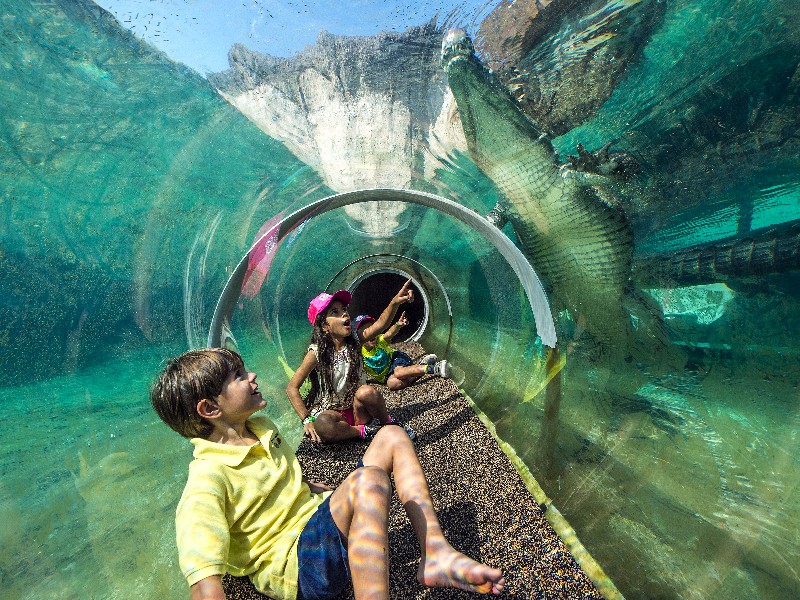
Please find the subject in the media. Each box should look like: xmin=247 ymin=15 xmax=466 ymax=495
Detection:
xmin=347 ymin=269 xmax=427 ymax=342
xmin=4 ymin=2 xmax=799 ymax=599
xmin=208 ymin=188 xmax=556 ymax=348
xmin=205 ymin=188 xmax=556 ymax=447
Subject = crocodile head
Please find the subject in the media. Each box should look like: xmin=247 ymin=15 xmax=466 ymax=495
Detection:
xmin=441 ymin=28 xmax=551 ymax=169
xmin=440 ymin=28 xmax=475 ymax=68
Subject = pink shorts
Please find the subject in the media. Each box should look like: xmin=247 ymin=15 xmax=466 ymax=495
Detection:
xmin=338 ymin=407 xmax=355 ymax=426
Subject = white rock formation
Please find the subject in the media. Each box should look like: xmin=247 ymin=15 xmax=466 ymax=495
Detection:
xmin=209 ymin=26 xmax=467 ymax=236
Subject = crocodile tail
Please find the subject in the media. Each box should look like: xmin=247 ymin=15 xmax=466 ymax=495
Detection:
xmin=633 ymin=220 xmax=800 ymax=287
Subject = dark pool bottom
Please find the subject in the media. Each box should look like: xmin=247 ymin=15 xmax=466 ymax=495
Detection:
xmin=223 ymin=343 xmax=603 ymax=599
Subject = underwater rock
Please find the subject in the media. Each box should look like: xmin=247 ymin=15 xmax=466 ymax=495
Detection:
xmin=208 ymin=22 xmax=466 ymax=193
xmin=474 ymin=0 xmax=555 ymax=65
xmin=208 ymin=22 xmax=470 ymax=238
xmin=476 ymin=0 xmax=667 ymax=137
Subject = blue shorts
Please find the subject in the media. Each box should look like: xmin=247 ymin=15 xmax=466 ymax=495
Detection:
xmin=388 ymin=351 xmax=413 ymax=376
xmin=297 ymin=496 xmax=349 ymax=600
xmin=296 ymin=461 xmax=364 ymax=599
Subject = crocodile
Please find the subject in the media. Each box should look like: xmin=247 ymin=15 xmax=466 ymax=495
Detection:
xmin=441 ymin=29 xmax=800 ymax=284
xmin=442 ymin=28 xmax=637 ymax=350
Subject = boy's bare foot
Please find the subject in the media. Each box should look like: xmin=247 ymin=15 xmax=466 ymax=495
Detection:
xmin=418 ymin=545 xmax=505 ymax=595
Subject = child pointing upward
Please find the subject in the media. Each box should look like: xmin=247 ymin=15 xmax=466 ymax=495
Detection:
xmin=355 ymin=310 xmax=451 ymax=390
xmin=286 ymin=279 xmax=417 ymax=443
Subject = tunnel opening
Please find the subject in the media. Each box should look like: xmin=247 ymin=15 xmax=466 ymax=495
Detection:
xmin=348 ymin=270 xmax=425 ymax=342
xmin=208 ymin=189 xmax=556 ymax=351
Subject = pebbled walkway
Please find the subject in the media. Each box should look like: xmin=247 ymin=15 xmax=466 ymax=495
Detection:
xmin=224 ymin=343 xmax=603 ymax=599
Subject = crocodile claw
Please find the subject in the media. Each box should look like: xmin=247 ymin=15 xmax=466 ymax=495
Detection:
xmin=567 ymin=142 xmax=639 ymax=178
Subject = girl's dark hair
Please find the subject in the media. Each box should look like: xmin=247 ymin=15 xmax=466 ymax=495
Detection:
xmin=150 ymin=348 xmax=245 ymax=439
xmin=308 ymin=308 xmax=362 ymax=407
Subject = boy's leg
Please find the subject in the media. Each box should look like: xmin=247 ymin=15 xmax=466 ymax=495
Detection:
xmin=386 ymin=364 xmax=427 ymax=390
xmin=327 ymin=466 xmax=393 ymax=598
xmin=352 ymin=384 xmax=391 ymax=425
xmin=360 ymin=427 xmax=505 ymax=595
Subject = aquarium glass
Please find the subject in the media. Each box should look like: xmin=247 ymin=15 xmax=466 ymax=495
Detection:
xmin=1 ymin=1 xmax=798 ymax=598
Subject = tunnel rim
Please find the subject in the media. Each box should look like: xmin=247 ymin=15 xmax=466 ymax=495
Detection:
xmin=207 ymin=187 xmax=556 ymax=348
xmin=323 ymin=253 xmax=455 ymax=356
xmin=343 ymin=266 xmax=430 ymax=342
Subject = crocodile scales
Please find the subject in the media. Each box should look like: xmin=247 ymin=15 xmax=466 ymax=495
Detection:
xmin=442 ymin=28 xmax=635 ymax=349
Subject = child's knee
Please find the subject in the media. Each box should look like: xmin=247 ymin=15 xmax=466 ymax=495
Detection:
xmin=313 ymin=413 xmax=340 ymax=440
xmin=355 ymin=385 xmax=381 ymax=404
xmin=373 ymin=424 xmax=408 ymax=446
xmin=353 ymin=465 xmax=391 ymax=497
xmin=387 ymin=376 xmax=406 ymax=391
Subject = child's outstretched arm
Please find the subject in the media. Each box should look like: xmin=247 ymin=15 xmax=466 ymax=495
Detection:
xmin=359 ymin=278 xmax=414 ymax=343
xmin=382 ymin=311 xmax=408 ymax=343
xmin=286 ymin=350 xmax=323 ymax=442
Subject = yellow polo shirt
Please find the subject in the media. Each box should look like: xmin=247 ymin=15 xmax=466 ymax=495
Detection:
xmin=176 ymin=415 xmax=329 ymax=600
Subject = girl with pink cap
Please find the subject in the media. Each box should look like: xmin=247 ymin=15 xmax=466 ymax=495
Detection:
xmin=286 ymin=279 xmax=416 ymax=443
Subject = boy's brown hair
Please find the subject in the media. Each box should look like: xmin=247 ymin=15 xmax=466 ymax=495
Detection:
xmin=150 ymin=348 xmax=244 ymax=439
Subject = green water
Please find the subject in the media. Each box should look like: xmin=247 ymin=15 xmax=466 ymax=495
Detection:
xmin=3 ymin=328 xmax=796 ymax=598
xmin=0 ymin=347 xmax=185 ymax=598
xmin=2 ymin=0 xmax=800 ymax=599
xmin=0 ymin=344 xmax=315 ymax=599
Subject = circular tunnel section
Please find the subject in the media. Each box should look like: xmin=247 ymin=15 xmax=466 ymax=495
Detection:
xmin=207 ymin=189 xmax=554 ymax=448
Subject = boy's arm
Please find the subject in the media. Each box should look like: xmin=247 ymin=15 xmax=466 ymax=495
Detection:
xmin=382 ymin=311 xmax=408 ymax=343
xmin=191 ymin=576 xmax=226 ymax=600
xmin=286 ymin=350 xmax=318 ymax=421
xmin=177 ymin=489 xmax=229 ymax=599
xmin=360 ymin=279 xmax=413 ymax=342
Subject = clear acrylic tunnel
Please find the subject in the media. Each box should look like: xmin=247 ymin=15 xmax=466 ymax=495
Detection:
xmin=2 ymin=1 xmax=800 ymax=599
xmin=204 ymin=188 xmax=557 ymax=449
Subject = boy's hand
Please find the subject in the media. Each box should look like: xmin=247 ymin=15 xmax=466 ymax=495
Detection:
xmin=396 ymin=312 xmax=408 ymax=327
xmin=305 ymin=480 xmax=334 ymax=494
xmin=391 ymin=278 xmax=414 ymax=306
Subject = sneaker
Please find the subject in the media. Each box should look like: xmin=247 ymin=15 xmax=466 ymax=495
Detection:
xmin=391 ymin=420 xmax=417 ymax=440
xmin=359 ymin=419 xmax=382 ymax=441
xmin=418 ymin=353 xmax=437 ymax=365
xmin=436 ymin=360 xmax=451 ymax=379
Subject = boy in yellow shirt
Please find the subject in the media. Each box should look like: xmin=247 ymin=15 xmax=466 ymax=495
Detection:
xmin=150 ymin=348 xmax=504 ymax=600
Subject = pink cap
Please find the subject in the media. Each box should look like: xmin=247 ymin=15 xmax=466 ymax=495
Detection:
xmin=308 ymin=289 xmax=352 ymax=324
